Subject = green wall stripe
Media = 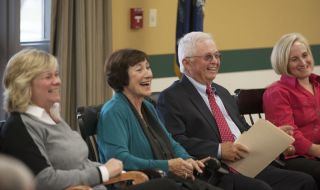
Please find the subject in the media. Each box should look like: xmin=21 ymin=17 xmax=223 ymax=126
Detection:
xmin=149 ymin=45 xmax=320 ymax=78
xmin=149 ymin=54 xmax=176 ymax=78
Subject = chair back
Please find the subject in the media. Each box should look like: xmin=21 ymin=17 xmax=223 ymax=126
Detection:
xmin=0 ymin=120 xmax=6 ymax=151
xmin=234 ymin=88 xmax=265 ymax=125
xmin=144 ymin=92 xmax=160 ymax=107
xmin=149 ymin=92 xmax=160 ymax=104
xmin=234 ymin=88 xmax=287 ymax=167
xmin=76 ymin=92 xmax=159 ymax=163
xmin=76 ymin=105 xmax=102 ymax=162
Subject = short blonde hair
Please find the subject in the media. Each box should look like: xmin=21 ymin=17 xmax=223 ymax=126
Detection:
xmin=2 ymin=48 xmax=58 ymax=112
xmin=271 ymin=33 xmax=314 ymax=75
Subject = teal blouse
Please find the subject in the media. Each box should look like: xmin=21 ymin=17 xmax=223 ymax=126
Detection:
xmin=97 ymin=92 xmax=191 ymax=172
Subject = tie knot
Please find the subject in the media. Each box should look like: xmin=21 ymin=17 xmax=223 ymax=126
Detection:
xmin=206 ymin=84 xmax=213 ymax=96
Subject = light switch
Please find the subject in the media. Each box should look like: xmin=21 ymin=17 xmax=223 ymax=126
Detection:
xmin=149 ymin=9 xmax=157 ymax=27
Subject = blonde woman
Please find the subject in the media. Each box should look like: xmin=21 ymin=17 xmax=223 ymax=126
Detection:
xmin=263 ymin=33 xmax=320 ymax=188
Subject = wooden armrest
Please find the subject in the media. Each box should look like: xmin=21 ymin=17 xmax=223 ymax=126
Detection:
xmin=105 ymin=171 xmax=149 ymax=185
xmin=65 ymin=171 xmax=148 ymax=190
xmin=65 ymin=185 xmax=92 ymax=190
xmin=139 ymin=169 xmax=165 ymax=179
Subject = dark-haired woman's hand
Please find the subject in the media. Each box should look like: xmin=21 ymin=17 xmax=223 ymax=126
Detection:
xmin=168 ymin=158 xmax=193 ymax=179
xmin=186 ymin=158 xmax=205 ymax=178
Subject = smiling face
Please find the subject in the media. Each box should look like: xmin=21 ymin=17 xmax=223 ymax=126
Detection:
xmin=123 ymin=59 xmax=153 ymax=100
xmin=183 ymin=39 xmax=220 ymax=85
xmin=288 ymin=41 xmax=313 ymax=80
xmin=31 ymin=69 xmax=61 ymax=111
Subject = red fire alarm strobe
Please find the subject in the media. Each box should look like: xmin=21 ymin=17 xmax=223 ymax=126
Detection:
xmin=130 ymin=8 xmax=143 ymax=29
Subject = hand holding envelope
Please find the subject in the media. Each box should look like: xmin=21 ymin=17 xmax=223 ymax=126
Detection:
xmin=220 ymin=142 xmax=249 ymax=162
xmin=224 ymin=119 xmax=294 ymax=178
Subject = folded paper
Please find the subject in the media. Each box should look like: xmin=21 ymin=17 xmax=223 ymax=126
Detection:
xmin=225 ymin=119 xmax=294 ymax=177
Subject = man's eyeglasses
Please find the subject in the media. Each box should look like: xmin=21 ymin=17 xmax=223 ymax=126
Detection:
xmin=186 ymin=52 xmax=222 ymax=62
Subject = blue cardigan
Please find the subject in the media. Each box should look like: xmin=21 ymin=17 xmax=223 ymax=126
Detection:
xmin=97 ymin=92 xmax=191 ymax=172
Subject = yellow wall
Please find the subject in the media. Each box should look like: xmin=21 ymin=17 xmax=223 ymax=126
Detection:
xmin=111 ymin=0 xmax=178 ymax=54
xmin=205 ymin=0 xmax=320 ymax=50
xmin=111 ymin=0 xmax=320 ymax=93
xmin=112 ymin=0 xmax=320 ymax=53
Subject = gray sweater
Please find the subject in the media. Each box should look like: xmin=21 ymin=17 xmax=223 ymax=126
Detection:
xmin=1 ymin=112 xmax=106 ymax=190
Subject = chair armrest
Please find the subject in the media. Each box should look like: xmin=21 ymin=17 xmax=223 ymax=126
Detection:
xmin=139 ymin=169 xmax=165 ymax=179
xmin=65 ymin=186 xmax=92 ymax=190
xmin=64 ymin=171 xmax=148 ymax=190
xmin=105 ymin=171 xmax=149 ymax=185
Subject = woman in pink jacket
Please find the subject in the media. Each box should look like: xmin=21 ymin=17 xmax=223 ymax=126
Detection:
xmin=263 ymin=33 xmax=320 ymax=189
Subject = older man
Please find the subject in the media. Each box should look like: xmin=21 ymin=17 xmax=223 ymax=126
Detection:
xmin=157 ymin=31 xmax=316 ymax=190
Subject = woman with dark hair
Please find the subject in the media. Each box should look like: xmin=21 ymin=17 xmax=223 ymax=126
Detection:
xmin=98 ymin=48 xmax=203 ymax=180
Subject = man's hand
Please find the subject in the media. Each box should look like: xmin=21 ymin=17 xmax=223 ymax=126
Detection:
xmin=221 ymin=142 xmax=249 ymax=162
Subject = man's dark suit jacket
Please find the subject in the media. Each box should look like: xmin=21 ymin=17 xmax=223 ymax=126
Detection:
xmin=157 ymin=75 xmax=251 ymax=159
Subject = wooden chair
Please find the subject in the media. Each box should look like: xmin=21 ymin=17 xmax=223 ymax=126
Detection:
xmin=77 ymin=105 xmax=102 ymax=162
xmin=65 ymin=170 xmax=148 ymax=190
xmin=234 ymin=88 xmax=286 ymax=167
xmin=0 ymin=120 xmax=6 ymax=151
xmin=234 ymin=88 xmax=266 ymax=125
xmin=65 ymin=186 xmax=93 ymax=190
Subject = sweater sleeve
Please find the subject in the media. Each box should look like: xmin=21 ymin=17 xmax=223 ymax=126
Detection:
xmin=2 ymin=114 xmax=50 ymax=175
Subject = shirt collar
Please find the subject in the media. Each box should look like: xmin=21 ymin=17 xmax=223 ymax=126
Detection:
xmin=185 ymin=74 xmax=215 ymax=94
xmin=185 ymin=74 xmax=208 ymax=94
xmin=25 ymin=104 xmax=58 ymax=125
xmin=280 ymin=75 xmax=297 ymax=88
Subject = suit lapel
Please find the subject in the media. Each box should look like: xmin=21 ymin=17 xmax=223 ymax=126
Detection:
xmin=181 ymin=76 xmax=222 ymax=140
